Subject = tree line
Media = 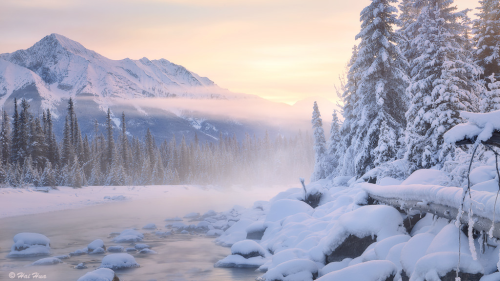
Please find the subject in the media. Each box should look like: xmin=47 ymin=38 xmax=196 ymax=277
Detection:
xmin=311 ymin=0 xmax=500 ymax=181
xmin=0 ymin=98 xmax=314 ymax=188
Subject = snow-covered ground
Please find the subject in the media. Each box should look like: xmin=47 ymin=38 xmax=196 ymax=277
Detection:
xmin=0 ymin=184 xmax=289 ymax=219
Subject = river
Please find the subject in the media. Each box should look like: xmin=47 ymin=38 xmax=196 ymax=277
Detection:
xmin=0 ymin=185 xmax=289 ymax=281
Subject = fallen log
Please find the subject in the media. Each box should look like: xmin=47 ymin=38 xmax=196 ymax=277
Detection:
xmin=367 ymin=194 xmax=500 ymax=239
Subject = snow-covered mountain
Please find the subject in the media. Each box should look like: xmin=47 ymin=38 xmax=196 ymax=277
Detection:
xmin=0 ymin=34 xmax=273 ymax=142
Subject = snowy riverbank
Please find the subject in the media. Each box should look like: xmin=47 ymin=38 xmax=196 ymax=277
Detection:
xmin=0 ymin=184 xmax=291 ymax=219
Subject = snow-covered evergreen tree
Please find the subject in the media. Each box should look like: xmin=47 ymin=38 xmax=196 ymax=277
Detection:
xmin=324 ymin=110 xmax=342 ymax=177
xmin=1 ymin=110 xmax=11 ymax=166
xmin=484 ymin=74 xmax=500 ymax=112
xmin=341 ymin=0 xmax=408 ymax=177
xmin=405 ymin=0 xmax=482 ymax=171
xmin=372 ymin=120 xmax=397 ymax=167
xmin=311 ymin=101 xmax=327 ymax=181
xmin=473 ymin=0 xmax=500 ymax=80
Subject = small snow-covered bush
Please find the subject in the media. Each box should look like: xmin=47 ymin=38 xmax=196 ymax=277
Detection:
xmin=100 ymin=253 xmax=139 ymax=270
xmin=8 ymin=232 xmax=51 ymax=257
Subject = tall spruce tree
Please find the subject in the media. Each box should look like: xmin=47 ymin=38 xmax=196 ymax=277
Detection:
xmin=106 ymin=108 xmax=115 ymax=171
xmin=10 ymin=98 xmax=19 ymax=165
xmin=344 ymin=0 xmax=408 ymax=177
xmin=1 ymin=110 xmax=11 ymax=166
xmin=405 ymin=0 xmax=482 ymax=171
xmin=473 ymin=0 xmax=500 ymax=81
xmin=311 ymin=101 xmax=327 ymax=181
xmin=325 ymin=110 xmax=342 ymax=177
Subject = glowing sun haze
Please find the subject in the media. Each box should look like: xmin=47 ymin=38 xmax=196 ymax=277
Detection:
xmin=0 ymin=0 xmax=477 ymax=105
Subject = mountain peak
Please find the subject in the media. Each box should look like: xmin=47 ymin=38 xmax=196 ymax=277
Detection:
xmin=37 ymin=33 xmax=101 ymax=60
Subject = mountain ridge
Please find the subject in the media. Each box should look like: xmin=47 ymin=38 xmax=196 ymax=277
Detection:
xmin=0 ymin=34 xmax=280 ymax=143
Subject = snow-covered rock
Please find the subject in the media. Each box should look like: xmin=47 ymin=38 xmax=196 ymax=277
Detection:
xmin=318 ymin=205 xmax=404 ymax=258
xmin=139 ymin=248 xmax=157 ymax=254
xmin=32 ymin=257 xmax=62 ymax=266
xmin=8 ymin=233 xmax=51 ymax=257
xmin=142 ymin=223 xmax=157 ymax=230
xmin=75 ymin=263 xmax=87 ymax=269
xmin=215 ymin=255 xmax=267 ymax=268
xmin=100 ymin=253 xmax=139 ymax=270
xmin=77 ymin=268 xmax=118 ymax=281
xmin=134 ymin=243 xmax=149 ymax=250
xmin=107 ymin=246 xmax=124 ymax=253
xmin=317 ymin=260 xmax=397 ymax=281
xmin=231 ymin=240 xmax=267 ymax=258
xmin=88 ymin=239 xmax=106 ymax=254
xmin=265 ymin=199 xmax=314 ymax=222
xmin=259 ymin=259 xmax=318 ymax=281
xmin=112 ymin=229 xmax=144 ymax=243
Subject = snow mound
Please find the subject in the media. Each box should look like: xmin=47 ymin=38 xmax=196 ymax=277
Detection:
xmin=319 ymin=258 xmax=352 ymax=277
xmin=134 ymin=243 xmax=149 ymax=250
xmin=470 ymin=166 xmax=497 ymax=186
xmin=32 ymin=257 xmax=62 ymax=266
xmin=231 ymin=240 xmax=267 ymax=258
xmin=215 ymin=254 xmax=267 ymax=268
xmin=77 ymin=268 xmax=117 ymax=281
xmin=139 ymin=248 xmax=157 ymax=254
xmin=260 ymin=259 xmax=318 ymax=281
xmin=265 ymin=199 xmax=314 ymax=222
xmin=317 ymin=260 xmax=397 ymax=281
xmin=215 ymin=218 xmax=254 ymax=247
xmin=142 ymin=223 xmax=157 ymax=229
xmin=412 ymin=252 xmax=483 ymax=280
xmin=401 ymin=169 xmax=450 ymax=186
xmin=70 ymin=247 xmax=89 ymax=256
xmin=100 ymin=253 xmax=140 ymax=269
xmin=88 ymin=239 xmax=105 ymax=254
xmin=75 ymin=263 xmax=87 ymax=269
xmin=318 ymin=205 xmax=404 ymax=256
xmin=112 ymin=229 xmax=144 ymax=243
xmin=8 ymin=233 xmax=51 ymax=257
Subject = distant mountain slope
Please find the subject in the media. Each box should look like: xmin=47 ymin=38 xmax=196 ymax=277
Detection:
xmin=0 ymin=34 xmax=277 ymax=143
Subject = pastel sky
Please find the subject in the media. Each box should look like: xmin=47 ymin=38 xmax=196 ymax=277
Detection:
xmin=0 ymin=0 xmax=477 ymax=105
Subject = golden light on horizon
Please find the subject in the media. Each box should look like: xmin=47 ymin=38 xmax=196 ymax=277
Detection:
xmin=0 ymin=0 xmax=478 ymax=105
